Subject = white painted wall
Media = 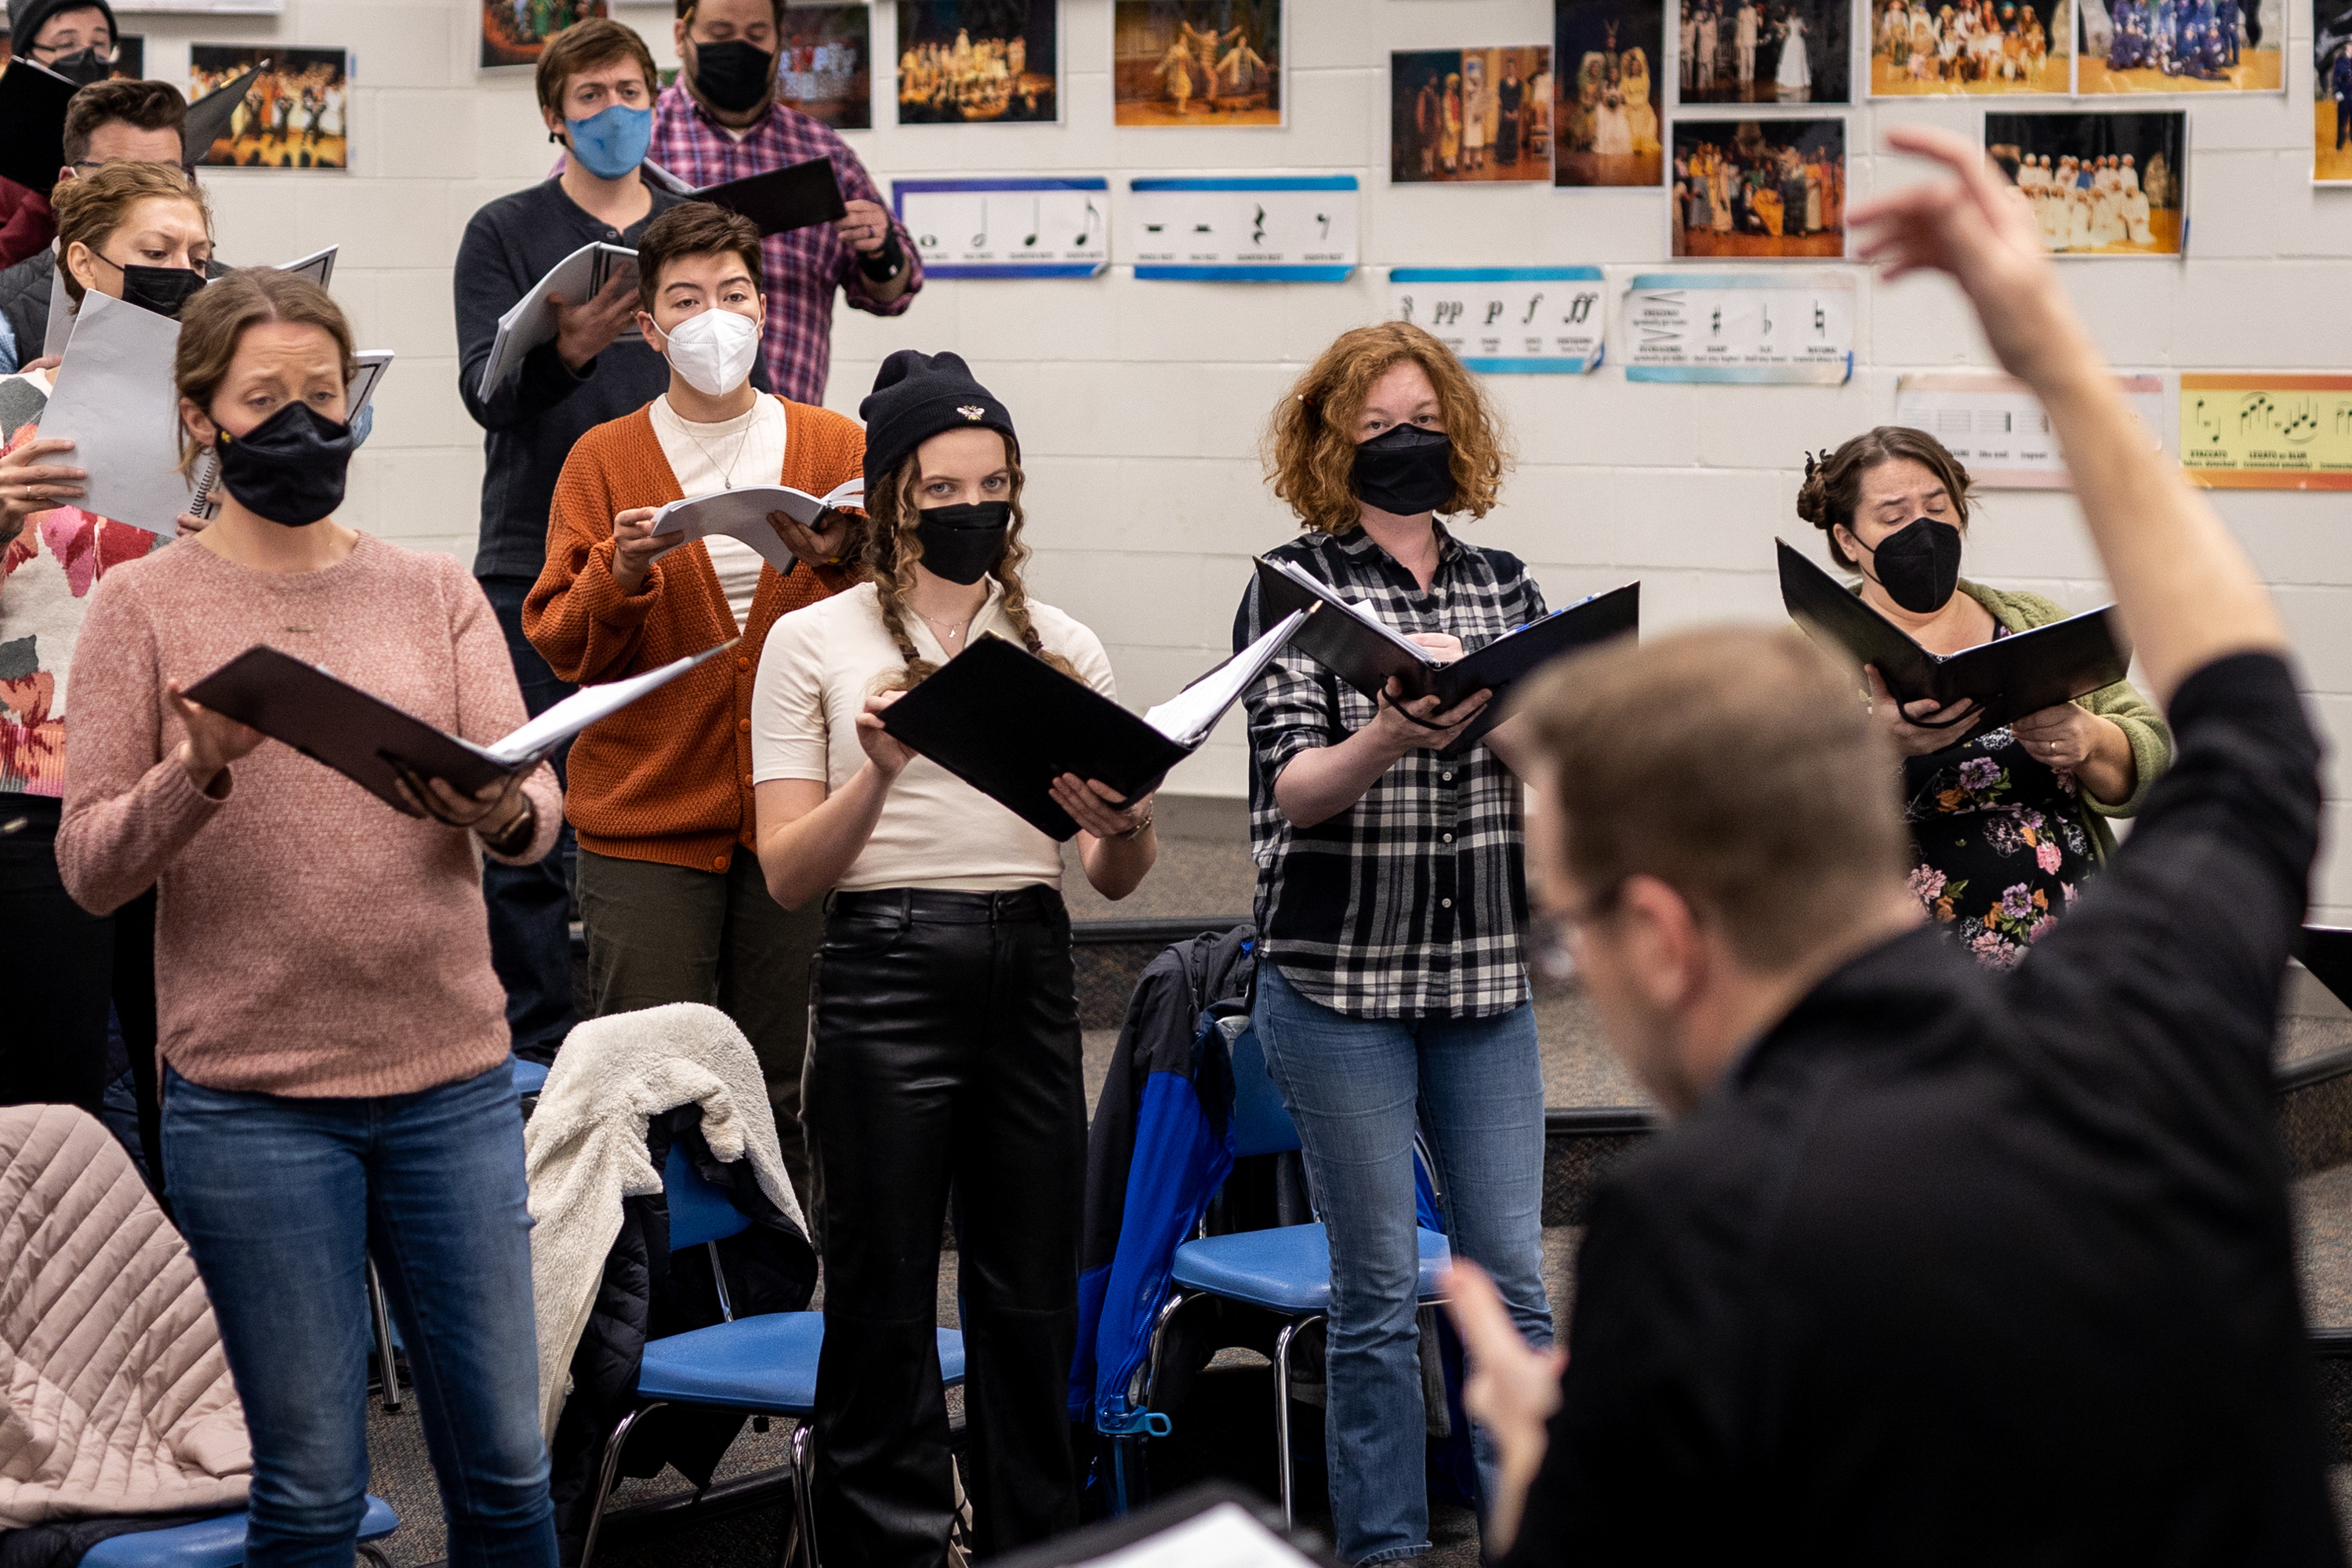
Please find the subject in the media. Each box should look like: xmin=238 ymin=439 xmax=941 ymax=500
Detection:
xmin=114 ymin=0 xmax=2352 ymax=910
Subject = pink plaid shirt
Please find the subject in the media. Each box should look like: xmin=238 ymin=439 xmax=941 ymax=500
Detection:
xmin=646 ymin=85 xmax=922 ymax=405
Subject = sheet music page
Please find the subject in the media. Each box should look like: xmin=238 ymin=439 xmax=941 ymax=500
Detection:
xmin=482 ymin=643 xmax=734 ymax=766
xmin=1143 ymin=610 xmax=1307 ymax=745
xmin=650 ymin=487 xmax=833 ymax=575
xmin=1076 ymin=1502 xmax=1316 ymax=1568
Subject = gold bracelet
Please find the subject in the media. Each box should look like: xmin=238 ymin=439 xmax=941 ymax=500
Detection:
xmin=1116 ymin=808 xmax=1155 ymax=841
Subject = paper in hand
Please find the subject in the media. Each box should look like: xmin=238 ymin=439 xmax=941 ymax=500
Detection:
xmin=39 ymin=293 xmax=196 ymax=535
xmin=649 ymin=477 xmax=866 ymax=575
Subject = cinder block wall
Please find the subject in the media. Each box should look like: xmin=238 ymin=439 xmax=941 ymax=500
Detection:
xmin=125 ymin=0 xmax=2350 ymax=910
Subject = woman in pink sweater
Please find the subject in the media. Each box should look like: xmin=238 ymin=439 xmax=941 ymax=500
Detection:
xmin=56 ymin=270 xmax=562 ymax=1568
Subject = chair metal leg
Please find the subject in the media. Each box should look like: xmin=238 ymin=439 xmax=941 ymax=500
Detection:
xmin=786 ymin=1420 xmax=818 ymax=1568
xmin=366 ymin=1261 xmax=401 ymax=1412
xmin=706 ymin=1240 xmax=735 ymax=1322
xmin=1272 ymin=1316 xmax=1320 ymax=1531
xmin=579 ymin=1400 xmax=665 ymax=1568
xmin=1133 ymin=1290 xmax=1192 ymax=1414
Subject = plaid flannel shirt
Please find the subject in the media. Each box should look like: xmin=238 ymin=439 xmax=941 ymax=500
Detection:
xmin=1233 ymin=525 xmax=1547 ymax=1020
xmin=646 ymin=85 xmax=922 ymax=404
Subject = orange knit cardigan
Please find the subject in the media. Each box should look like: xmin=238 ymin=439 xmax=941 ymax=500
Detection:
xmin=524 ymin=395 xmax=863 ymax=873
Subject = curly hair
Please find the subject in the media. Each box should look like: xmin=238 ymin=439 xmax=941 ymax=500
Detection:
xmin=862 ymin=430 xmax=1077 ymax=692
xmin=1795 ymin=426 xmax=1975 ymax=571
xmin=1263 ymin=321 xmax=1512 ymax=535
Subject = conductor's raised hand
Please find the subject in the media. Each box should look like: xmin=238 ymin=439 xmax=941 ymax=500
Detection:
xmin=1370 ymin=679 xmax=1490 ymax=755
xmin=552 ymin=268 xmax=639 ymax=374
xmin=1443 ymin=1261 xmax=1566 ymax=1556
xmin=0 ymin=436 xmax=86 ymax=530
xmin=1864 ymin=665 xmax=1975 ymax=757
xmin=1051 ymin=775 xmax=1151 ymax=840
xmin=1846 ymin=125 xmax=2075 ymax=383
xmin=855 ymin=691 xmax=917 ymax=779
xmin=165 ymin=683 xmax=264 ymax=796
xmin=608 ymin=506 xmax=669 ymax=594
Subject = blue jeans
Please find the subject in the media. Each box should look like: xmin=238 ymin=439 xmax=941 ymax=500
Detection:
xmin=477 ymin=573 xmax=577 ymax=1059
xmin=162 ymin=1061 xmax=556 ymax=1568
xmin=1251 ymin=964 xmax=1553 ymax=1566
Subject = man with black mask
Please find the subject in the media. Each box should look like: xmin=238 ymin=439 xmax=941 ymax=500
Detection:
xmin=1795 ymin=423 xmax=2171 ymax=965
xmin=647 ymin=0 xmax=920 ymax=407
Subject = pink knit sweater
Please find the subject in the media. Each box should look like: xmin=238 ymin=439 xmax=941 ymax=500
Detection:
xmin=56 ymin=535 xmax=563 ymax=1099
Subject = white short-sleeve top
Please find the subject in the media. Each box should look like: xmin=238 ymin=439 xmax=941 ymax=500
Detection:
xmin=752 ymin=578 xmax=1116 ymax=892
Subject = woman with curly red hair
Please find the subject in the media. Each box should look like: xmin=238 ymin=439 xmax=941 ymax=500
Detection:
xmin=1232 ymin=321 xmax=1554 ymax=1566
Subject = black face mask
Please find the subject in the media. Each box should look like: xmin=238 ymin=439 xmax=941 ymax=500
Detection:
xmin=690 ymin=38 xmax=776 ymax=113
xmin=92 ymin=252 xmax=208 ymax=319
xmin=1860 ymin=517 xmax=1963 ymax=614
xmin=1351 ymin=424 xmax=1456 ymax=517
xmin=42 ymin=47 xmax=113 ymax=86
xmin=913 ymin=502 xmax=1010 ymax=586
xmin=214 ymin=401 xmax=357 ymax=528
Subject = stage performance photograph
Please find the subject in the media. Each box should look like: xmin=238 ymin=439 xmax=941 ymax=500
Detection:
xmin=895 ymin=0 xmax=1060 ymax=122
xmin=2078 ymin=0 xmax=2283 ymax=89
xmin=1988 ymin=109 xmax=2188 ymax=254
xmin=1553 ymin=0 xmax=1661 ymax=185
xmin=1112 ymin=0 xmax=1282 ymax=125
xmin=1675 ymin=0 xmax=1851 ymax=103
xmin=1870 ymin=0 xmax=2074 ymax=93
xmin=1671 ymin=115 xmax=1846 ymax=256
xmin=1392 ymin=45 xmax=1554 ymax=183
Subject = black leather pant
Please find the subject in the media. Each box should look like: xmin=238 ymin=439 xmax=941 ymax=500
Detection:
xmin=805 ymin=886 xmax=1083 ymax=1568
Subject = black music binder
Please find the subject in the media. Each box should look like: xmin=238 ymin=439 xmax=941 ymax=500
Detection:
xmin=0 ymin=57 xmax=77 ymax=198
xmin=1254 ymin=557 xmax=1640 ymax=757
xmin=2299 ymin=927 xmax=2352 ymax=1012
xmin=879 ymin=612 xmax=1305 ymax=841
xmin=643 ymin=155 xmax=846 ymax=237
xmin=184 ymin=641 xmax=728 ymax=816
xmin=1777 ymin=539 xmax=2130 ymax=738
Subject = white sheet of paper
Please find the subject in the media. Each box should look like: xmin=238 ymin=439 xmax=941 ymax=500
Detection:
xmin=39 ymin=292 xmax=194 ymax=535
xmin=649 ymin=479 xmax=866 ymax=575
xmin=1270 ymin=557 xmax=1433 ymax=662
xmin=1075 ymin=1503 xmax=1317 ymax=1568
xmin=40 ymin=262 xmax=71 ymax=360
xmin=1145 ymin=609 xmax=1306 ymax=746
xmin=481 ymin=641 xmax=735 ymax=767
xmin=476 ymin=241 xmax=637 ymax=399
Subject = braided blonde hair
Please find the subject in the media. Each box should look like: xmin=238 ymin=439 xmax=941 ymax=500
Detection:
xmin=865 ymin=432 xmax=1076 ymax=693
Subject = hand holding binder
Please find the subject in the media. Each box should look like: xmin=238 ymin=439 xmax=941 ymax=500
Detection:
xmin=640 ymin=157 xmax=848 ymax=237
xmin=648 ymin=477 xmax=866 ymax=575
xmin=476 ymin=241 xmax=641 ymax=398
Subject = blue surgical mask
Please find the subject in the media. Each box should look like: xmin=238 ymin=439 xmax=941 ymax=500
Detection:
xmin=564 ymin=103 xmax=653 ymax=180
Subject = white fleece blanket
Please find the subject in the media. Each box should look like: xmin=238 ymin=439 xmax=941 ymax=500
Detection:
xmin=522 ymin=1003 xmax=804 ymax=1439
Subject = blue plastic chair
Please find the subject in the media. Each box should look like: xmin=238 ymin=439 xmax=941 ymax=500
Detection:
xmin=78 ymin=1496 xmax=400 ymax=1568
xmin=511 ymin=1057 xmax=550 ymax=1099
xmin=575 ymin=1142 xmax=967 ymax=1568
xmin=1135 ymin=1020 xmax=1450 ymax=1527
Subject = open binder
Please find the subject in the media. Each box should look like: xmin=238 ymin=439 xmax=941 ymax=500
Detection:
xmin=1776 ymin=539 xmax=2131 ymax=738
xmin=879 ymin=611 xmax=1310 ymax=841
xmin=2299 ymin=927 xmax=2352 ymax=1012
xmin=1254 ymin=557 xmax=1640 ymax=757
xmin=641 ymin=156 xmax=848 ymax=238
xmin=648 ymin=477 xmax=866 ymax=576
xmin=183 ymin=640 xmax=733 ymax=817
xmin=475 ymin=241 xmax=640 ymax=397
xmin=0 ymin=56 xmax=76 ymax=199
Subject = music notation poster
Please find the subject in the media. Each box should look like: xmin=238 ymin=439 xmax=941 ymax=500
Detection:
xmin=1893 ymin=369 xmax=2170 ymax=488
xmin=2180 ymin=373 xmax=2352 ymax=489
xmin=1129 ymin=176 xmax=1357 ymax=280
xmin=1388 ymin=267 xmax=1605 ymax=373
xmin=892 ymin=177 xmax=1109 ymax=277
xmin=1623 ymin=270 xmax=1853 ymax=383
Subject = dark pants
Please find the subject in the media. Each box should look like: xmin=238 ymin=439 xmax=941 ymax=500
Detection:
xmin=0 ymin=797 xmax=162 ymax=1181
xmin=575 ymin=846 xmax=822 ymax=1212
xmin=2339 ymin=98 xmax=2350 ymax=148
xmin=476 ymin=574 xmax=578 ymax=1061
xmin=805 ymin=887 xmax=1084 ymax=1568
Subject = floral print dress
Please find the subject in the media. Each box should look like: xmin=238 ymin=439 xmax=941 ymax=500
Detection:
xmin=1904 ymin=714 xmax=2100 ymax=968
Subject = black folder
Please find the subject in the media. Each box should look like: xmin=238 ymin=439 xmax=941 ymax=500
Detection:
xmin=183 ymin=64 xmax=266 ymax=165
xmin=1254 ymin=558 xmax=1641 ymax=757
xmin=1776 ymin=539 xmax=2130 ymax=738
xmin=0 ymin=57 xmax=78 ymax=198
xmin=648 ymin=156 xmax=847 ymax=238
xmin=2299 ymin=927 xmax=2352 ymax=1012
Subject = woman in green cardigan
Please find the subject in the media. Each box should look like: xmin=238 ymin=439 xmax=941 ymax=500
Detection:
xmin=1797 ymin=425 xmax=2171 ymax=967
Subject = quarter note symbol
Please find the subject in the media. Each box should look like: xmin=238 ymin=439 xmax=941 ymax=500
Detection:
xmin=1316 ymin=212 xmax=1330 ymax=238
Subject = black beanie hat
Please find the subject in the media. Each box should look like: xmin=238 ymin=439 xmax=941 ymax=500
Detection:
xmin=8 ymin=0 xmax=118 ymax=50
xmin=858 ymin=349 xmax=1016 ymax=495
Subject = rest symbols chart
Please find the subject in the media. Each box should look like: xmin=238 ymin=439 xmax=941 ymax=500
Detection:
xmin=1129 ymin=177 xmax=1359 ymax=281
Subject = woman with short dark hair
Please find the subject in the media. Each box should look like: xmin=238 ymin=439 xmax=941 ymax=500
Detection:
xmin=1796 ymin=423 xmax=2170 ymax=964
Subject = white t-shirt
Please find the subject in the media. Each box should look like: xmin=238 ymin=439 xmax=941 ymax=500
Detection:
xmin=648 ymin=392 xmax=789 ymax=632
xmin=753 ymin=579 xmax=1117 ymax=892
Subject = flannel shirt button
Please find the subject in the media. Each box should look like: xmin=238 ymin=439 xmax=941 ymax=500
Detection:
xmin=1441 ymin=771 xmax=1454 ymax=782
xmin=1443 ymin=833 xmax=1454 ymax=843
xmin=1441 ymin=898 xmax=1453 ymax=909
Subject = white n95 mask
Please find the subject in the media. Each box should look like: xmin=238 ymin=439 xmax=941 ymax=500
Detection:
xmin=660 ymin=308 xmax=760 ymax=397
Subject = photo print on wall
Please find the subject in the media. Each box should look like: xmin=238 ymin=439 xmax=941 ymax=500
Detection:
xmin=1675 ymin=0 xmax=1849 ymax=103
xmin=188 ymin=45 xmax=348 ymax=169
xmin=2078 ymin=0 xmax=2281 ymax=89
xmin=778 ymin=3 xmax=873 ymax=129
xmin=1392 ymin=46 xmax=1553 ymax=182
xmin=1553 ymin=0 xmax=1662 ymax=184
xmin=1987 ymin=109 xmax=2187 ymax=254
xmin=1870 ymin=0 xmax=2074 ymax=93
xmin=1670 ymin=116 xmax=1846 ymax=257
xmin=481 ymin=0 xmax=605 ymax=69
xmin=2318 ymin=0 xmax=2352 ymax=179
xmin=1112 ymin=1 xmax=1281 ymax=125
xmin=895 ymin=0 xmax=1059 ymax=122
